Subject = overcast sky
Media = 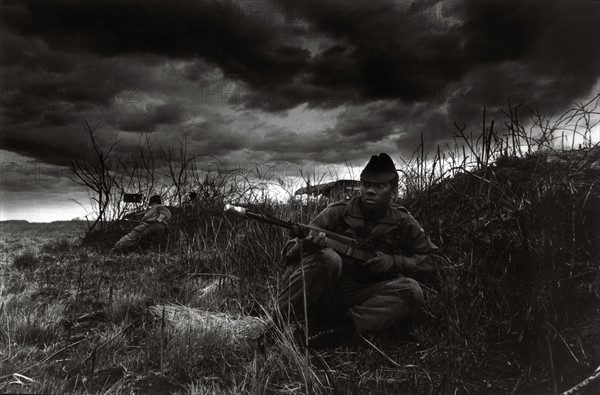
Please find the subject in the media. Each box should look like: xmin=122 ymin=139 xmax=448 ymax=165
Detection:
xmin=1 ymin=0 xmax=599 ymax=221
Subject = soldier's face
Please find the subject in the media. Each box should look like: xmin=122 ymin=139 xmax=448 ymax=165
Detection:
xmin=360 ymin=181 xmax=395 ymax=210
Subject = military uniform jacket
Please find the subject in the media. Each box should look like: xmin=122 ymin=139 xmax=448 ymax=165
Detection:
xmin=141 ymin=205 xmax=172 ymax=226
xmin=286 ymin=197 xmax=439 ymax=282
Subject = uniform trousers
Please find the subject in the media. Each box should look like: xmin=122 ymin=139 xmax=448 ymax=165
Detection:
xmin=277 ymin=247 xmax=424 ymax=334
xmin=113 ymin=222 xmax=166 ymax=251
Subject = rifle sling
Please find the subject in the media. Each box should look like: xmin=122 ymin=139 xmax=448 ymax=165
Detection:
xmin=323 ymin=238 xmax=375 ymax=261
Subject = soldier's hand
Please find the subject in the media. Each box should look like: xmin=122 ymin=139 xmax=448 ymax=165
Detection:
xmin=309 ymin=231 xmax=327 ymax=246
xmin=299 ymin=230 xmax=327 ymax=253
xmin=290 ymin=224 xmax=309 ymax=238
xmin=362 ymin=251 xmax=395 ymax=273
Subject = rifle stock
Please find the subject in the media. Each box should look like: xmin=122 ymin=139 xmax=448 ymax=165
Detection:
xmin=224 ymin=204 xmax=377 ymax=261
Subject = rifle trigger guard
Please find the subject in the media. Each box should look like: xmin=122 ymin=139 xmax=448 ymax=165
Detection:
xmin=290 ymin=224 xmax=308 ymax=238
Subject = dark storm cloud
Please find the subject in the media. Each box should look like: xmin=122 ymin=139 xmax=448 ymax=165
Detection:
xmin=238 ymin=103 xmax=407 ymax=163
xmin=1 ymin=0 xmax=599 ymax=167
xmin=4 ymin=1 xmax=598 ymax=112
xmin=3 ymin=0 xmax=310 ymax=83
xmin=1 ymin=29 xmax=154 ymax=114
xmin=117 ymin=102 xmax=186 ymax=132
xmin=299 ymin=0 xmax=599 ymax=153
xmin=209 ymin=0 xmax=600 ymax=133
xmin=186 ymin=118 xmax=253 ymax=156
xmin=1 ymin=127 xmax=91 ymax=165
xmin=297 ymin=1 xmax=467 ymax=102
xmin=297 ymin=0 xmax=598 ymax=107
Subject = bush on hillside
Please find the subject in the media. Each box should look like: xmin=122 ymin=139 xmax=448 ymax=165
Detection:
xmin=403 ymin=147 xmax=600 ymax=370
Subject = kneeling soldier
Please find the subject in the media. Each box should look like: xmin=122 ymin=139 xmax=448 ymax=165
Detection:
xmin=278 ymin=153 xmax=438 ymax=346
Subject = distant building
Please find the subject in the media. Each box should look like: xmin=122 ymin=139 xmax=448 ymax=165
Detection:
xmin=294 ymin=180 xmax=361 ymax=200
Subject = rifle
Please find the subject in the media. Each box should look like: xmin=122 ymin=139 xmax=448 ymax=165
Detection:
xmin=224 ymin=204 xmax=380 ymax=261
xmin=124 ymin=218 xmax=144 ymax=224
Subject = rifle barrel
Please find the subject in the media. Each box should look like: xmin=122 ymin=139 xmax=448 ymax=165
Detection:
xmin=225 ymin=205 xmax=361 ymax=245
xmin=224 ymin=204 xmax=293 ymax=229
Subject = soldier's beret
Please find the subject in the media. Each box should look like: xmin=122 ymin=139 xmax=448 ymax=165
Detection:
xmin=360 ymin=153 xmax=398 ymax=184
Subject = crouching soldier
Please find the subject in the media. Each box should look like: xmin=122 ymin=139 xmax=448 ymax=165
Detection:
xmin=113 ymin=195 xmax=171 ymax=252
xmin=277 ymin=153 xmax=439 ymax=346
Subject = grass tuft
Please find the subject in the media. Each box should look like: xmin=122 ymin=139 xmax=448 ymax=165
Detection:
xmin=12 ymin=250 xmax=39 ymax=271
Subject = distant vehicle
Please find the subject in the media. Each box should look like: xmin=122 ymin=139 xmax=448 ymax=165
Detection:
xmin=294 ymin=180 xmax=361 ymax=200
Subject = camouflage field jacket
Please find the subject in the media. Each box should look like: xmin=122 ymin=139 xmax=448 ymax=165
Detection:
xmin=285 ymin=197 xmax=439 ymax=282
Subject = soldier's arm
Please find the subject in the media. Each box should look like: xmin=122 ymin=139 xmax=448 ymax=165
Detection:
xmin=124 ymin=209 xmax=144 ymax=220
xmin=283 ymin=205 xmax=340 ymax=264
xmin=141 ymin=207 xmax=158 ymax=222
xmin=390 ymin=216 xmax=439 ymax=279
xmin=155 ymin=207 xmax=172 ymax=224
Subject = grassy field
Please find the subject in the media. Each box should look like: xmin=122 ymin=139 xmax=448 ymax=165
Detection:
xmin=1 ymin=143 xmax=599 ymax=394
xmin=0 ymin=221 xmax=87 ymax=265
